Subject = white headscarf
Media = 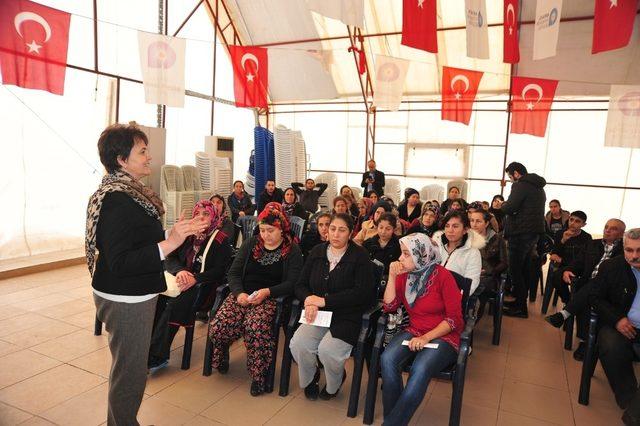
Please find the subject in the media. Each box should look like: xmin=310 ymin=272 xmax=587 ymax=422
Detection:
xmin=400 ymin=233 xmax=442 ymax=307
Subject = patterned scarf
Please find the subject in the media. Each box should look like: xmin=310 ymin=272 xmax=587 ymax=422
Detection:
xmin=184 ymin=200 xmax=222 ymax=269
xmin=400 ymin=233 xmax=441 ymax=307
xmin=421 ymin=206 xmax=440 ymax=233
xmin=85 ymin=170 xmax=165 ymax=276
xmin=252 ymin=202 xmax=294 ymax=260
xmin=281 ymin=189 xmax=298 ymax=218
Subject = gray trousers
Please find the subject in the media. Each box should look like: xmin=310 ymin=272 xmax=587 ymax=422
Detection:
xmin=289 ymin=324 xmax=352 ymax=394
xmin=94 ymin=294 xmax=157 ymax=426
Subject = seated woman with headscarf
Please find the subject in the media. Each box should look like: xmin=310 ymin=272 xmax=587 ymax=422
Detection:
xmin=353 ymin=201 xmax=402 ymax=245
xmin=398 ymin=188 xmax=423 ymax=223
xmin=290 ymin=213 xmax=374 ymax=401
xmin=353 ymin=197 xmax=373 ymax=238
xmin=208 ymin=203 xmax=303 ymax=396
xmin=406 ymin=205 xmax=440 ymax=237
xmin=210 ymin=194 xmax=236 ymax=240
xmin=282 ymin=187 xmax=308 ymax=220
xmin=381 ymin=233 xmax=463 ymax=426
xmin=148 ymin=200 xmax=232 ymax=371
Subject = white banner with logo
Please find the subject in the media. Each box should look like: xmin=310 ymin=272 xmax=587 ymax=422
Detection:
xmin=372 ymin=54 xmax=410 ymax=112
xmin=138 ymin=31 xmax=186 ymax=107
xmin=533 ymin=0 xmax=563 ymax=60
xmin=605 ymin=85 xmax=640 ymax=148
xmin=465 ymin=0 xmax=489 ymax=59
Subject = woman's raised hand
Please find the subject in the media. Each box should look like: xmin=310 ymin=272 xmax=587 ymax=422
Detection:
xmin=389 ymin=261 xmax=406 ymax=277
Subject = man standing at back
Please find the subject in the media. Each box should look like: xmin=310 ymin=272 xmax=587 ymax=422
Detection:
xmin=500 ymin=162 xmax=547 ymax=318
xmin=361 ymin=159 xmax=385 ymax=197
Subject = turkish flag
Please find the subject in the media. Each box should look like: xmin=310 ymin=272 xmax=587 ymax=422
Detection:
xmin=401 ymin=0 xmax=437 ymax=53
xmin=503 ymin=0 xmax=520 ymax=63
xmin=229 ymin=45 xmax=268 ymax=108
xmin=510 ymin=76 xmax=558 ymax=137
xmin=592 ymin=0 xmax=639 ymax=54
xmin=0 ymin=0 xmax=70 ymax=95
xmin=441 ymin=66 xmax=484 ymax=125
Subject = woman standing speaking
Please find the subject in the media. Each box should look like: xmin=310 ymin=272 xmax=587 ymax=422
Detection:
xmin=86 ymin=124 xmax=207 ymax=425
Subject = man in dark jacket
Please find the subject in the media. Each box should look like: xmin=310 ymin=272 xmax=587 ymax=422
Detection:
xmin=500 ymin=162 xmax=546 ymax=318
xmin=257 ymin=180 xmax=284 ymax=213
xmin=361 ymin=159 xmax=385 ymax=197
xmin=588 ymin=229 xmax=640 ymax=425
xmin=292 ymin=178 xmax=328 ymax=214
xmin=545 ymin=218 xmax=625 ymax=360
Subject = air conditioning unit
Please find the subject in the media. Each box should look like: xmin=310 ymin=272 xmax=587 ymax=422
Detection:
xmin=205 ymin=135 xmax=234 ymax=178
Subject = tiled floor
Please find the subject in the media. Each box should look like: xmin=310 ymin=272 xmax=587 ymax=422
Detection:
xmin=0 ymin=265 xmax=629 ymax=425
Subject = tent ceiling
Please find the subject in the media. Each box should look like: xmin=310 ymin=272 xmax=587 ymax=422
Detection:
xmin=221 ymin=0 xmax=640 ymax=102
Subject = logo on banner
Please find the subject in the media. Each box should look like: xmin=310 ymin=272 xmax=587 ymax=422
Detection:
xmin=466 ymin=9 xmax=484 ymax=27
xmin=536 ymin=7 xmax=558 ymax=29
xmin=451 ymin=75 xmax=470 ymax=100
xmin=521 ymin=84 xmax=544 ymax=110
xmin=147 ymin=41 xmax=176 ymax=68
xmin=14 ymin=11 xmax=52 ymax=54
xmin=618 ymin=92 xmax=640 ymax=117
xmin=378 ymin=62 xmax=400 ymax=82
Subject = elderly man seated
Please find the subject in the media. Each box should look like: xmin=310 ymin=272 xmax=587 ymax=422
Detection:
xmin=589 ymin=228 xmax=640 ymax=425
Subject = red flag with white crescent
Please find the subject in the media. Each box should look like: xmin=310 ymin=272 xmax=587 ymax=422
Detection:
xmin=592 ymin=0 xmax=639 ymax=54
xmin=503 ymin=0 xmax=520 ymax=63
xmin=401 ymin=0 xmax=438 ymax=53
xmin=510 ymin=76 xmax=558 ymax=137
xmin=441 ymin=66 xmax=484 ymax=125
xmin=229 ymin=45 xmax=268 ymax=108
xmin=0 ymin=0 xmax=70 ymax=95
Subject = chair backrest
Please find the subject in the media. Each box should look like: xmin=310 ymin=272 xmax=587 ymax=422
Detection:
xmin=449 ymin=270 xmax=473 ymax=319
xmin=371 ymin=260 xmax=385 ymax=299
xmin=420 ymin=184 xmax=445 ymax=203
xmin=289 ymin=216 xmax=306 ymax=240
xmin=239 ymin=216 xmax=258 ymax=240
xmin=538 ymin=234 xmax=555 ymax=256
xmin=447 ymin=180 xmax=468 ymax=200
xmin=384 ymin=178 xmax=402 ymax=205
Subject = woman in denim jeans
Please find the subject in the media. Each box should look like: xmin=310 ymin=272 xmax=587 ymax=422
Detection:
xmin=381 ymin=233 xmax=464 ymax=426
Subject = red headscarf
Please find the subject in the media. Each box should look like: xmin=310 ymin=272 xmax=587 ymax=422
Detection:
xmin=185 ymin=200 xmax=222 ymax=269
xmin=252 ymin=201 xmax=294 ymax=260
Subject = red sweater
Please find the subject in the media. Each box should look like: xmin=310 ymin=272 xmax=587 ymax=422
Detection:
xmin=383 ymin=265 xmax=464 ymax=351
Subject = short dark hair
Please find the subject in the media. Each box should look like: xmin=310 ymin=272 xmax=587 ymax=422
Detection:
xmin=505 ymin=162 xmax=527 ymax=176
xmin=441 ymin=210 xmax=470 ymax=229
xmin=378 ymin=212 xmax=397 ymax=228
xmin=266 ymin=179 xmax=275 ymax=185
xmin=492 ymin=194 xmax=504 ymax=203
xmin=549 ymin=199 xmax=561 ymax=207
xmin=331 ymin=212 xmax=354 ymax=232
xmin=233 ymin=180 xmax=244 ymax=188
xmin=98 ymin=124 xmax=148 ymax=173
xmin=469 ymin=209 xmax=492 ymax=224
xmin=333 ymin=195 xmax=348 ymax=206
xmin=316 ymin=212 xmax=332 ymax=222
xmin=305 ymin=178 xmax=315 ymax=184
xmin=570 ymin=210 xmax=587 ymax=222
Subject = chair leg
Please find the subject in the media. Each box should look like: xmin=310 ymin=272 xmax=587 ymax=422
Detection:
xmin=203 ymin=335 xmax=214 ymax=376
xmin=579 ymin=337 xmax=598 ymax=405
xmin=541 ymin=278 xmax=555 ymax=314
xmin=265 ymin=326 xmax=280 ymax=394
xmin=449 ymin=366 xmax=467 ymax=426
xmin=552 ymin=290 xmax=559 ymax=307
xmin=363 ymin=350 xmax=381 ymax=425
xmin=278 ymin=333 xmax=293 ymax=397
xmin=564 ymin=316 xmax=574 ymax=351
xmin=492 ymin=294 xmax=503 ymax=346
xmin=94 ymin=315 xmax=102 ymax=336
xmin=347 ymin=347 xmax=365 ymax=418
xmin=539 ymin=266 xmax=545 ymax=296
xmin=181 ymin=326 xmax=194 ymax=370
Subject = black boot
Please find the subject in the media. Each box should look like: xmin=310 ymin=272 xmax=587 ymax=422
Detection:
xmin=304 ymin=368 xmax=321 ymax=401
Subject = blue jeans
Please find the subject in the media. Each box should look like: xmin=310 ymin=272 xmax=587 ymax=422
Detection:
xmin=507 ymin=233 xmax=538 ymax=310
xmin=381 ymin=331 xmax=457 ymax=426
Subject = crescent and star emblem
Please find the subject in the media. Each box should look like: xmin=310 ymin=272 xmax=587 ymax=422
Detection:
xmin=14 ymin=11 xmax=52 ymax=55
xmin=418 ymin=0 xmax=425 ymax=8
xmin=241 ymin=53 xmax=259 ymax=82
xmin=522 ymin=84 xmax=544 ymax=110
xmin=610 ymin=0 xmax=618 ymax=8
xmin=506 ymin=4 xmax=515 ymax=35
xmin=451 ymin=74 xmax=470 ymax=100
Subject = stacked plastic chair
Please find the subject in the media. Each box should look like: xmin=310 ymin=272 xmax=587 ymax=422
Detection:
xmin=421 ymin=184 xmax=445 ymax=202
xmin=196 ymin=152 xmax=232 ymax=199
xmin=160 ymin=165 xmax=185 ymax=228
xmin=254 ymin=127 xmax=276 ymax=197
xmin=245 ymin=150 xmax=256 ymax=198
xmin=275 ymin=125 xmax=295 ymax=190
xmin=293 ymin=130 xmax=307 ymax=183
xmin=314 ymin=172 xmax=338 ymax=210
xmin=384 ymin=178 xmax=402 ymax=205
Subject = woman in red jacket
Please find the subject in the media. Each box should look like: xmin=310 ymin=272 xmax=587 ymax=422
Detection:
xmin=381 ymin=233 xmax=463 ymax=426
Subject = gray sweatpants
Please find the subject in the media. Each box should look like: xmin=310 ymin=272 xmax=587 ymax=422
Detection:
xmin=289 ymin=324 xmax=353 ymax=394
xmin=94 ymin=294 xmax=157 ymax=426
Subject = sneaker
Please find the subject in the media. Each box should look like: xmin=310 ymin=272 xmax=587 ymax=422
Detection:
xmin=148 ymin=359 xmax=169 ymax=374
xmin=304 ymin=369 xmax=321 ymax=401
xmin=218 ymin=347 xmax=230 ymax=374
xmin=545 ymin=312 xmax=565 ymax=328
xmin=319 ymin=369 xmax=347 ymax=400
xmin=250 ymin=380 xmax=264 ymax=397
xmin=573 ymin=342 xmax=586 ymax=362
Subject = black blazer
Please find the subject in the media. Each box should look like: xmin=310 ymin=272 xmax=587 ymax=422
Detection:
xmin=165 ymin=231 xmax=232 ymax=286
xmin=295 ymin=241 xmax=375 ymax=346
xmin=361 ymin=170 xmax=385 ymax=196
xmin=362 ymin=235 xmax=401 ymax=275
xmin=589 ymin=255 xmax=638 ymax=328
xmin=562 ymin=239 xmax=623 ymax=288
xmin=92 ymin=192 xmax=166 ymax=296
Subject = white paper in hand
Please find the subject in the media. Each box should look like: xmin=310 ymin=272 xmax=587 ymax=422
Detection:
xmin=402 ymin=340 xmax=439 ymax=349
xmin=299 ymin=310 xmax=333 ymax=327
